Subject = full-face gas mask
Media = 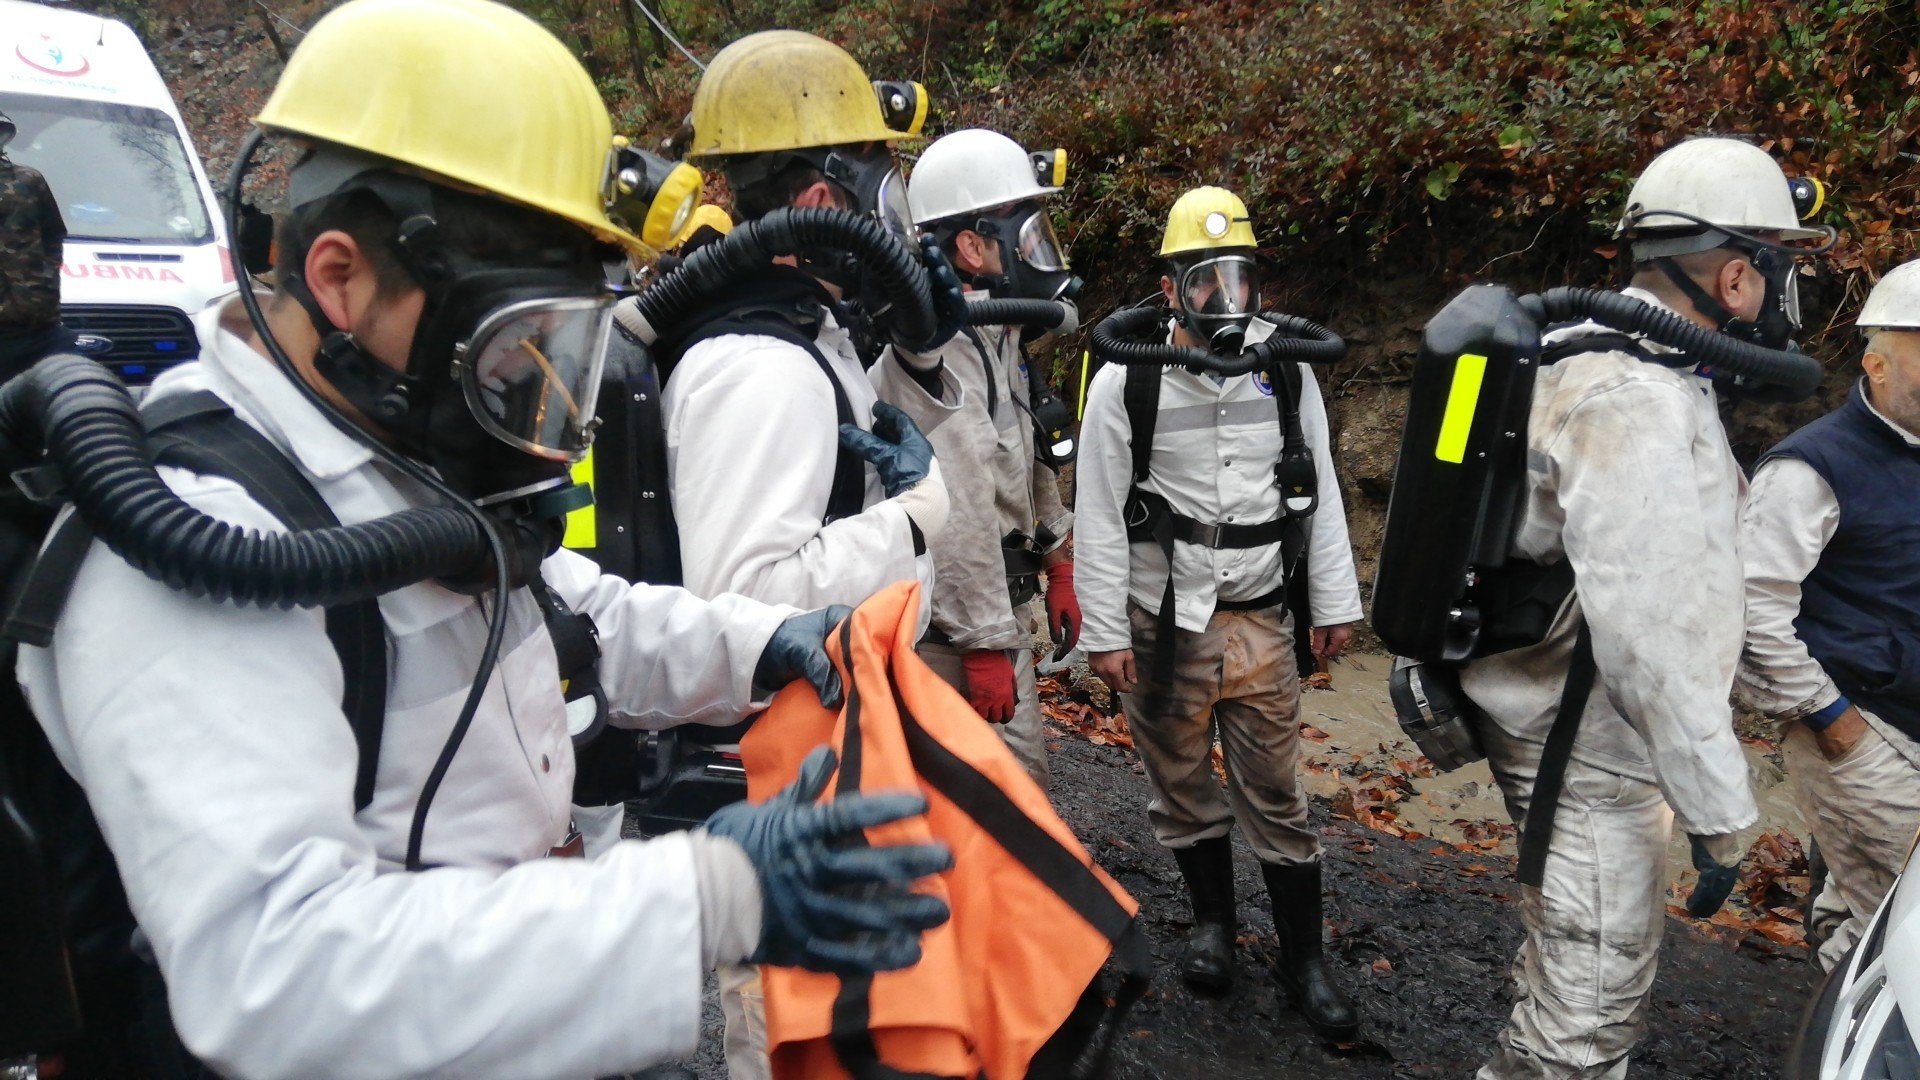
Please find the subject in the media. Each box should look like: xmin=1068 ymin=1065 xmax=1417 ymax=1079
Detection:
xmin=971 ymin=204 xmax=1082 ymax=302
xmin=1172 ymin=252 xmax=1261 ymax=353
xmin=280 ymin=163 xmax=619 ymax=589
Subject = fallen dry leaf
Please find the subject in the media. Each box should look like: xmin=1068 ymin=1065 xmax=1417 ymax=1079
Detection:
xmin=1371 ymin=958 xmax=1394 ymax=974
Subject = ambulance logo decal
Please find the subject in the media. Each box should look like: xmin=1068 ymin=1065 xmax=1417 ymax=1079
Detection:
xmin=16 ymin=33 xmax=90 ymax=77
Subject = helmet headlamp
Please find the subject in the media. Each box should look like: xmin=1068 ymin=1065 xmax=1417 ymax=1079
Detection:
xmin=872 ymin=80 xmax=929 ymax=136
xmin=603 ymin=141 xmax=704 ymax=253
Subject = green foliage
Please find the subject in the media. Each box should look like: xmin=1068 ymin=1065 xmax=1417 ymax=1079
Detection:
xmin=488 ymin=0 xmax=1919 ymax=316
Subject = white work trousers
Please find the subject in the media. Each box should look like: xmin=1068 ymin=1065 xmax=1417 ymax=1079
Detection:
xmin=1478 ymin=723 xmax=1674 ymax=1080
xmin=1783 ymin=713 xmax=1920 ymax=971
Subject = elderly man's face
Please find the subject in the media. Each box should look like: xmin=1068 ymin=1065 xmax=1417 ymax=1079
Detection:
xmin=1865 ymin=329 xmax=1920 ymax=436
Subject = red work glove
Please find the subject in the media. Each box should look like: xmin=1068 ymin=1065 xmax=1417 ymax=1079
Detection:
xmin=961 ymin=649 xmax=1017 ymax=724
xmin=1044 ymin=561 xmax=1081 ymax=655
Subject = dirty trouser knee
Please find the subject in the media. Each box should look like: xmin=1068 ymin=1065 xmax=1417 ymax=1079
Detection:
xmin=1120 ymin=602 xmax=1318 ymax=865
xmin=1478 ymin=723 xmax=1673 ymax=1080
xmin=718 ymin=962 xmax=770 ymax=1080
xmin=1782 ymin=713 xmax=1920 ymax=971
xmin=919 ymin=640 xmax=1050 ymax=790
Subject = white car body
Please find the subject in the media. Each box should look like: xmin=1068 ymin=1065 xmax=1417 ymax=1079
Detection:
xmin=2 ymin=0 xmax=234 ymax=382
xmin=1796 ymin=846 xmax=1920 ymax=1079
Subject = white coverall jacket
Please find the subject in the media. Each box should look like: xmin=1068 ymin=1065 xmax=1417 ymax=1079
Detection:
xmin=16 ymin=300 xmax=793 ymax=1079
xmin=1459 ymin=291 xmax=1759 ymax=838
xmin=890 ymin=299 xmax=1072 ymax=650
xmin=663 ymin=305 xmax=957 ymax=615
xmin=1075 ymin=316 xmax=1364 ymax=653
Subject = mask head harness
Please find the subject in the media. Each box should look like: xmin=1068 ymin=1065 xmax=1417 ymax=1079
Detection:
xmin=271 ymin=147 xmax=623 ymax=588
xmin=1169 ymin=244 xmax=1261 ymax=354
xmin=1620 ymin=190 xmax=1836 ymax=354
xmin=722 ymin=142 xmax=915 ymax=294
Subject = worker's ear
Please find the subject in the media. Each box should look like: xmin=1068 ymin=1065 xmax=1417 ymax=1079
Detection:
xmin=791 ymin=179 xmax=844 ymax=212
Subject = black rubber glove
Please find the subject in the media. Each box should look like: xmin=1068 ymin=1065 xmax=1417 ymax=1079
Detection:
xmin=754 ymin=605 xmax=854 ymax=709
xmin=1686 ymin=834 xmax=1743 ymax=918
xmin=705 ymin=746 xmax=953 ymax=974
xmin=911 ymin=234 xmax=968 ymax=351
xmin=838 ymin=402 xmax=934 ymax=497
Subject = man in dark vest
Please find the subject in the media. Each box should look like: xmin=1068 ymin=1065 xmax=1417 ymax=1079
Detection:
xmin=1739 ymin=257 xmax=1920 ymax=972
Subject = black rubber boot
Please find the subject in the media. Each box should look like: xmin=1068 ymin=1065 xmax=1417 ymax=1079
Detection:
xmin=1170 ymin=836 xmax=1237 ymax=993
xmin=1262 ymin=860 xmax=1359 ymax=1042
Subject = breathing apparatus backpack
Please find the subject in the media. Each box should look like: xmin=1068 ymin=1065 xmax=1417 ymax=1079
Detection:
xmin=1084 ymin=304 xmax=1346 ymax=683
xmin=1370 ymin=282 xmax=1824 ymax=884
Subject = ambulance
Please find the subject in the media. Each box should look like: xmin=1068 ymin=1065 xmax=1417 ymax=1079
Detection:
xmin=2 ymin=0 xmax=234 ymax=384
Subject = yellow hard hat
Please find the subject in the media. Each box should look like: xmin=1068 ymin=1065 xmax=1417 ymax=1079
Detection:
xmin=256 ymin=0 xmax=648 ymax=253
xmin=687 ymin=30 xmax=916 ymax=160
xmin=1160 ymin=186 xmax=1257 ymax=257
xmin=673 ymin=204 xmax=734 ymax=248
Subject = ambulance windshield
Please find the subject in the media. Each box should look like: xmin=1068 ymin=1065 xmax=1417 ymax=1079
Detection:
xmin=2 ymin=93 xmax=213 ymax=245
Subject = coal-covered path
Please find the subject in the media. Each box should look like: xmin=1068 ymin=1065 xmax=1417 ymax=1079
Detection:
xmin=654 ymin=725 xmax=1815 ymax=1079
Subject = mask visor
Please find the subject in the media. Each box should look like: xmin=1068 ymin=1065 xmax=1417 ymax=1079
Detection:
xmin=1180 ymin=256 xmax=1259 ymax=318
xmin=1016 ymin=210 xmax=1070 ymax=272
xmin=460 ymin=296 xmax=612 ymax=461
xmin=875 ymin=165 xmax=916 ymax=246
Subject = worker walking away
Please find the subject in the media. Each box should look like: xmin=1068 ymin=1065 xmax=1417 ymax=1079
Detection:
xmin=4 ymin=2 xmax=952 ymax=1076
xmin=1739 ymin=257 xmax=1920 ymax=972
xmin=1078 ymin=186 xmax=1364 ymax=1040
xmin=1457 ymin=138 xmax=1831 ymax=1078
xmin=894 ymin=127 xmax=1083 ymax=790
xmin=661 ymin=30 xmax=966 ymax=1080
xmin=0 ymin=108 xmax=73 ymax=379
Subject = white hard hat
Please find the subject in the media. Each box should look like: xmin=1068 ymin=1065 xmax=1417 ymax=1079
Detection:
xmin=1857 ymin=259 xmax=1920 ymax=331
xmin=907 ymin=128 xmax=1061 ymax=225
xmin=1618 ymin=138 xmax=1826 ymax=258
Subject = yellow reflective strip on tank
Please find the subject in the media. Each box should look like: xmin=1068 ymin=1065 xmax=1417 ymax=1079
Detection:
xmin=1077 ymin=350 xmax=1092 ymax=419
xmin=1435 ymin=353 xmax=1487 ymax=464
xmin=562 ymin=450 xmax=596 ymax=549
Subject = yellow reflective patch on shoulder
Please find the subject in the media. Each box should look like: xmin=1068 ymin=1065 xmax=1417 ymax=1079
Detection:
xmin=1435 ymin=353 xmax=1487 ymax=464
xmin=562 ymin=450 xmax=596 ymax=550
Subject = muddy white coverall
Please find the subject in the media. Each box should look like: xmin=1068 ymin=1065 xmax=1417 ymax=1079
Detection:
xmin=665 ymin=301 xmax=960 ymax=1080
xmin=1077 ymin=318 xmax=1362 ymax=863
xmin=1460 ymin=291 xmax=1760 ymax=1079
xmin=16 ymin=299 xmax=791 ymax=1080
xmin=888 ymin=300 xmax=1073 ymax=787
xmin=1738 ymin=390 xmax=1920 ymax=970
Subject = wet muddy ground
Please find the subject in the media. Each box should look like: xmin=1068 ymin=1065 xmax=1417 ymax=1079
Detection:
xmin=655 ymin=657 xmax=1820 ymax=1078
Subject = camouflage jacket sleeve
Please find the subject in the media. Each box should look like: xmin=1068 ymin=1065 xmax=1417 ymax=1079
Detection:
xmin=0 ymin=164 xmax=65 ymax=330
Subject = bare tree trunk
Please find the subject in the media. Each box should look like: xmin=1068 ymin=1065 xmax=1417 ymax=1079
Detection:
xmin=252 ymin=1 xmax=289 ymax=62
xmin=617 ymin=0 xmax=658 ymax=103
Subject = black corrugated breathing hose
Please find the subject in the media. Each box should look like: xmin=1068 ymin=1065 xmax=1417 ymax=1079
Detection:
xmin=0 ymin=354 xmax=486 ymax=608
xmin=1089 ymin=306 xmax=1347 ymax=375
xmin=1521 ymin=287 xmax=1825 ymax=400
xmin=621 ymin=207 xmax=937 ymax=348
xmin=963 ymin=298 xmax=1071 ymax=330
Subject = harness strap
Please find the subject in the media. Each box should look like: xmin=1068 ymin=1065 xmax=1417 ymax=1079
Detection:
xmin=1515 ymin=620 xmax=1596 ymax=888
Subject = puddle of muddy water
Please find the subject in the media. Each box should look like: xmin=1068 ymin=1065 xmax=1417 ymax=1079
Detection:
xmin=1299 ymin=653 xmax=1812 ymax=895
